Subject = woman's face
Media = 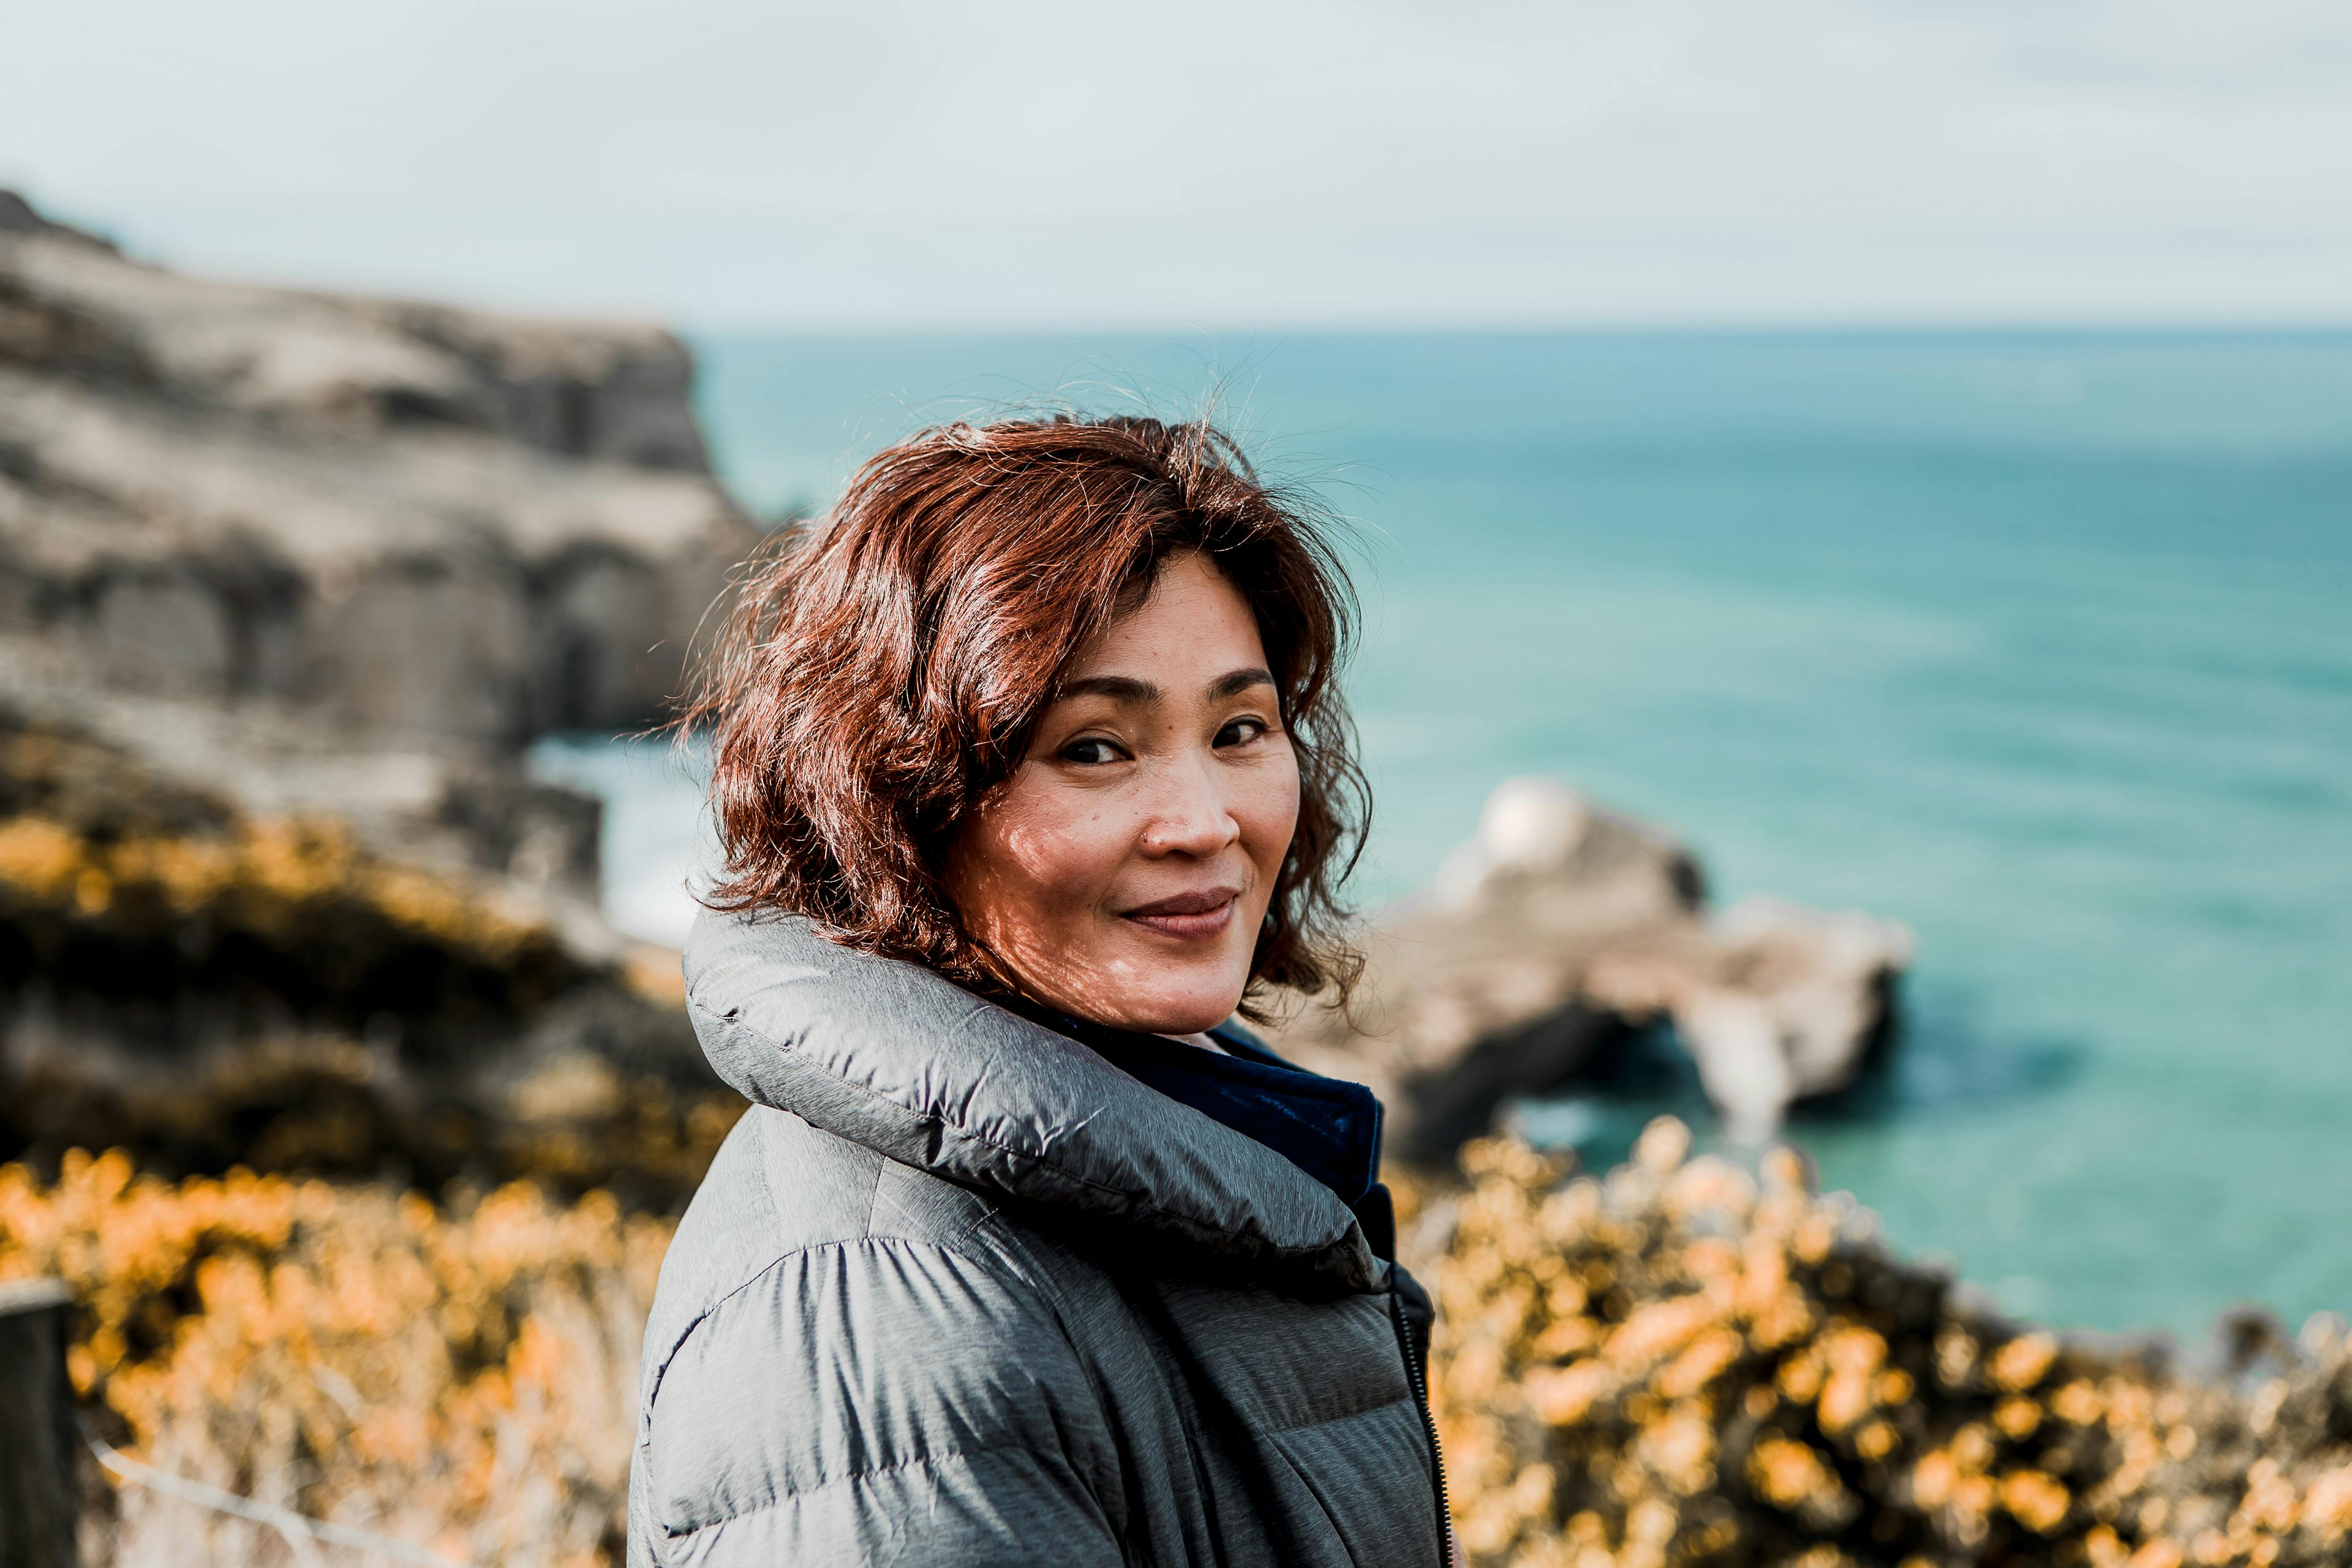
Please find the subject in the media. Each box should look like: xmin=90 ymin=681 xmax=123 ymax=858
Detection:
xmin=944 ymin=552 xmax=1301 ymax=1035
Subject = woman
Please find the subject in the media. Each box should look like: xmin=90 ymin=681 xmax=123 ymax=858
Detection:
xmin=630 ymin=415 xmax=1452 ymax=1567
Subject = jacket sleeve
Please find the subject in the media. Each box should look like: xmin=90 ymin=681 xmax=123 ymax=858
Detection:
xmin=634 ymin=1234 xmax=1125 ymax=1568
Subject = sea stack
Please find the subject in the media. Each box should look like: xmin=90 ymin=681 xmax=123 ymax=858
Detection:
xmin=1268 ymin=777 xmax=1914 ymax=1156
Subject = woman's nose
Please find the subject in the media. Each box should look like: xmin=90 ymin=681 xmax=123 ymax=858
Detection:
xmin=1137 ymin=756 xmax=1240 ymax=858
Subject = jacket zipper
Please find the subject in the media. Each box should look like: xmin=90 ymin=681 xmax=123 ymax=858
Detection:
xmin=1389 ymin=1272 xmax=1455 ymax=1568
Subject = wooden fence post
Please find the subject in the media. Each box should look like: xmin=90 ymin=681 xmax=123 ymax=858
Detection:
xmin=0 ymin=1280 xmax=78 ymax=1568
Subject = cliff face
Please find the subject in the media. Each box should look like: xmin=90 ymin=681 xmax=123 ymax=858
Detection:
xmin=0 ymin=192 xmax=758 ymax=744
xmin=0 ymin=195 xmax=767 ymax=1196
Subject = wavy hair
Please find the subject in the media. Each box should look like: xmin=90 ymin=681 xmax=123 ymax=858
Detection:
xmin=677 ymin=413 xmax=1368 ymax=1017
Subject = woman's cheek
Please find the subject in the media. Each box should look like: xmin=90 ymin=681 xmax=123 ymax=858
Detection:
xmin=1007 ymin=779 xmax=1128 ymax=919
xmin=1239 ymin=749 xmax=1303 ymax=882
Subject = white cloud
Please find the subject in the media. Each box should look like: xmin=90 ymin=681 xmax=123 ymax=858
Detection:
xmin=4 ymin=0 xmax=2348 ymax=325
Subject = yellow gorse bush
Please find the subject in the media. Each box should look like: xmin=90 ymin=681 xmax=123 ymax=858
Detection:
xmin=0 ymin=781 xmax=739 ymax=1207
xmin=0 ymin=1150 xmax=668 ymax=1568
xmin=0 ymin=812 xmax=560 ymax=969
xmin=1419 ymin=1120 xmax=2352 ymax=1568
xmin=10 ymin=1118 xmax=2352 ymax=1568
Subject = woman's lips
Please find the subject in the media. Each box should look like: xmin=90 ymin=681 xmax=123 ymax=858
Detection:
xmin=1120 ymin=888 xmax=1240 ymax=941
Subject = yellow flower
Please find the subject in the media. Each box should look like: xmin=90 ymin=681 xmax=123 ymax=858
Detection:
xmin=1999 ymin=1469 xmax=2070 ymax=1534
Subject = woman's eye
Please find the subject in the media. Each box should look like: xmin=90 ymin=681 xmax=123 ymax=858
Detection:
xmin=1061 ymin=737 xmax=1125 ymax=766
xmin=1215 ymin=717 xmax=1268 ymax=748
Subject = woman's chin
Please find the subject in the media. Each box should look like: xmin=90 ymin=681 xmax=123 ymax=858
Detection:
xmin=1009 ymin=926 xmax=1254 ymax=1036
xmin=1079 ymin=969 xmax=1247 ymax=1036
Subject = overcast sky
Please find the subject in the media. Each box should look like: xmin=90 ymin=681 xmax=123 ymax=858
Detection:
xmin=7 ymin=1 xmax=2351 ymax=329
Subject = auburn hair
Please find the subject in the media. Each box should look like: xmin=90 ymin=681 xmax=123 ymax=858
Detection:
xmin=680 ymin=413 xmax=1368 ymax=1016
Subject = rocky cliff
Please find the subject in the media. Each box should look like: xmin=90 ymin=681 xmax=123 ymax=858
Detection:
xmin=0 ymin=190 xmax=758 ymax=744
xmin=0 ymin=192 xmax=766 ymax=1199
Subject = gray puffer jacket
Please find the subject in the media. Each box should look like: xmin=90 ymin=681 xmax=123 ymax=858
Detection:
xmin=628 ymin=908 xmax=1449 ymax=1567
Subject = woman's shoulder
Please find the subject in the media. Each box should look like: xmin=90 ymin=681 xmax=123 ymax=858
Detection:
xmin=638 ymin=1109 xmax=1106 ymax=1533
xmin=660 ymin=1106 xmax=1032 ymax=1288
xmin=647 ymin=1106 xmax=1074 ymax=1381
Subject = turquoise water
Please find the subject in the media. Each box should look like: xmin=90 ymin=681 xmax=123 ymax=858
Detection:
xmin=554 ymin=331 xmax=2352 ymax=1340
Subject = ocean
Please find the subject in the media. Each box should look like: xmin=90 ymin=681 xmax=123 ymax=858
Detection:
xmin=530 ymin=330 xmax=2352 ymax=1340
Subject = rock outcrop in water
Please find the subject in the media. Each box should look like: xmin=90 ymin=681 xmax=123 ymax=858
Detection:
xmin=0 ymin=189 xmax=758 ymax=745
xmin=1270 ymin=778 xmax=1913 ymax=1156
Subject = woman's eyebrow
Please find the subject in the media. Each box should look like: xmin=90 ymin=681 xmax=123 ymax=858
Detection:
xmin=1057 ymin=674 xmax=1160 ymax=704
xmin=1054 ymin=668 xmax=1273 ymax=704
xmin=1207 ymin=666 xmax=1276 ymax=700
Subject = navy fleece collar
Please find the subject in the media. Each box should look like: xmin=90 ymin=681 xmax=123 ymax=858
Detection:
xmin=1000 ymin=1001 xmax=1395 ymax=1259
